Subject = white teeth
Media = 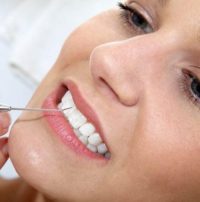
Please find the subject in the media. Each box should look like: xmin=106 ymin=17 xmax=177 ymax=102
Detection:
xmin=97 ymin=143 xmax=108 ymax=154
xmin=62 ymin=91 xmax=75 ymax=108
xmin=74 ymin=129 xmax=82 ymax=137
xmin=63 ymin=107 xmax=76 ymax=117
xmin=68 ymin=109 xmax=87 ymax=129
xmin=58 ymin=90 xmax=110 ymax=158
xmin=87 ymin=144 xmax=97 ymax=153
xmin=105 ymin=152 xmax=111 ymax=159
xmin=58 ymin=103 xmax=63 ymax=109
xmin=88 ymin=133 xmax=102 ymax=146
xmin=79 ymin=136 xmax=88 ymax=145
xmin=79 ymin=123 xmax=95 ymax=137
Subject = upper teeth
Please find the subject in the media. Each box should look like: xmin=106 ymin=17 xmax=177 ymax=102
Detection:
xmin=68 ymin=109 xmax=87 ymax=129
xmin=58 ymin=91 xmax=111 ymax=159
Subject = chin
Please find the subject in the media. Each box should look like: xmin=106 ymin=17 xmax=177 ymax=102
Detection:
xmin=8 ymin=119 xmax=58 ymax=196
xmin=8 ymin=109 xmax=110 ymax=201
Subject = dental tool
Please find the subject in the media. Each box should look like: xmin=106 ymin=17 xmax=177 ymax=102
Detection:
xmin=0 ymin=104 xmax=69 ymax=113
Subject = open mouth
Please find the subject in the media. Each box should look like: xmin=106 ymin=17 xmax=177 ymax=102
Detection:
xmin=43 ymin=80 xmax=111 ymax=160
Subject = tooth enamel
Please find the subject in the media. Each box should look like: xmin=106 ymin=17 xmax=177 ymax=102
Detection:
xmin=68 ymin=109 xmax=87 ymax=129
xmin=74 ymin=129 xmax=82 ymax=137
xmin=63 ymin=107 xmax=76 ymax=117
xmin=79 ymin=123 xmax=95 ymax=137
xmin=58 ymin=103 xmax=63 ymax=109
xmin=59 ymin=90 xmax=110 ymax=157
xmin=87 ymin=144 xmax=97 ymax=153
xmin=79 ymin=136 xmax=88 ymax=145
xmin=97 ymin=143 xmax=108 ymax=154
xmin=88 ymin=133 xmax=102 ymax=146
xmin=61 ymin=91 xmax=75 ymax=108
xmin=105 ymin=152 xmax=111 ymax=159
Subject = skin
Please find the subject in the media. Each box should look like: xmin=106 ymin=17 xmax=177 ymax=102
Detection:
xmin=1 ymin=0 xmax=200 ymax=201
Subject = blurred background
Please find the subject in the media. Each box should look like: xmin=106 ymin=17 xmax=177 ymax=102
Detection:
xmin=0 ymin=0 xmax=116 ymax=179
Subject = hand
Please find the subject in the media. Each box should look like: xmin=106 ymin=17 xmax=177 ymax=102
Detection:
xmin=0 ymin=112 xmax=10 ymax=169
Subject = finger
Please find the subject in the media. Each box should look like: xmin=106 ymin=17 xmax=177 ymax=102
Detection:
xmin=0 ymin=112 xmax=11 ymax=135
xmin=0 ymin=138 xmax=9 ymax=169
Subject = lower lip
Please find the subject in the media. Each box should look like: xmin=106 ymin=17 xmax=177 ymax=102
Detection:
xmin=42 ymin=85 xmax=105 ymax=160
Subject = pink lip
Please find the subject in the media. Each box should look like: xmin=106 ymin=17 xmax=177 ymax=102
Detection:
xmin=42 ymin=80 xmax=109 ymax=160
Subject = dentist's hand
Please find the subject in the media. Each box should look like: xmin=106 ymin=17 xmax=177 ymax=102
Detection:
xmin=0 ymin=112 xmax=10 ymax=169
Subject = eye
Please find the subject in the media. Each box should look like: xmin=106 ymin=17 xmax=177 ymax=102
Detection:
xmin=190 ymin=76 xmax=200 ymax=99
xmin=118 ymin=2 xmax=153 ymax=33
xmin=181 ymin=70 xmax=200 ymax=109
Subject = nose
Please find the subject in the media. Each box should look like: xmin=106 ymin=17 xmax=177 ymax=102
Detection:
xmin=90 ymin=30 xmax=182 ymax=107
xmin=90 ymin=39 xmax=146 ymax=106
xmin=90 ymin=26 xmax=188 ymax=107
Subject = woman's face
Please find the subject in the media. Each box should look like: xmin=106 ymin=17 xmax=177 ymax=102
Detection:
xmin=9 ymin=0 xmax=200 ymax=201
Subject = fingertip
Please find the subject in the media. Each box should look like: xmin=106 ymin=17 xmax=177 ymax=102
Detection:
xmin=0 ymin=113 xmax=11 ymax=135
xmin=0 ymin=138 xmax=8 ymax=150
xmin=0 ymin=152 xmax=8 ymax=169
xmin=0 ymin=138 xmax=9 ymax=169
xmin=1 ymin=142 xmax=8 ymax=157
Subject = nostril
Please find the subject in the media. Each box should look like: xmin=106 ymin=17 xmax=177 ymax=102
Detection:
xmin=98 ymin=77 xmax=140 ymax=107
xmin=98 ymin=77 xmax=120 ymax=102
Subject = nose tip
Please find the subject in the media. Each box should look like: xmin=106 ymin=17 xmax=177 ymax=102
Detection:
xmin=116 ymin=80 xmax=141 ymax=106
xmin=90 ymin=42 xmax=142 ymax=107
xmin=92 ymin=64 xmax=142 ymax=107
xmin=119 ymin=94 xmax=140 ymax=107
xmin=98 ymin=76 xmax=140 ymax=106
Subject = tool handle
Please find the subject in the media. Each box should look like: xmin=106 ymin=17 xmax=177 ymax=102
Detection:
xmin=0 ymin=103 xmax=71 ymax=112
xmin=0 ymin=104 xmax=11 ymax=112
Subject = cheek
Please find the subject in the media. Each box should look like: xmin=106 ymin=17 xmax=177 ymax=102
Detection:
xmin=146 ymin=142 xmax=200 ymax=197
xmin=9 ymin=119 xmax=80 ymax=199
xmin=57 ymin=20 xmax=107 ymax=68
xmin=9 ymin=121 xmax=58 ymax=180
xmin=126 ymin=79 xmax=200 ymax=196
xmin=140 ymin=115 xmax=200 ymax=196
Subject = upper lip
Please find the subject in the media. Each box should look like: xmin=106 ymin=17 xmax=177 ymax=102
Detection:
xmin=63 ymin=79 xmax=109 ymax=149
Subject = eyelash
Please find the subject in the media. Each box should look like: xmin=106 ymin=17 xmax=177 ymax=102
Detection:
xmin=118 ymin=2 xmax=153 ymax=33
xmin=118 ymin=2 xmax=200 ymax=110
xmin=180 ymin=69 xmax=200 ymax=110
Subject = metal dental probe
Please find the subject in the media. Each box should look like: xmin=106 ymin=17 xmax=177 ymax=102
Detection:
xmin=0 ymin=104 xmax=71 ymax=113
